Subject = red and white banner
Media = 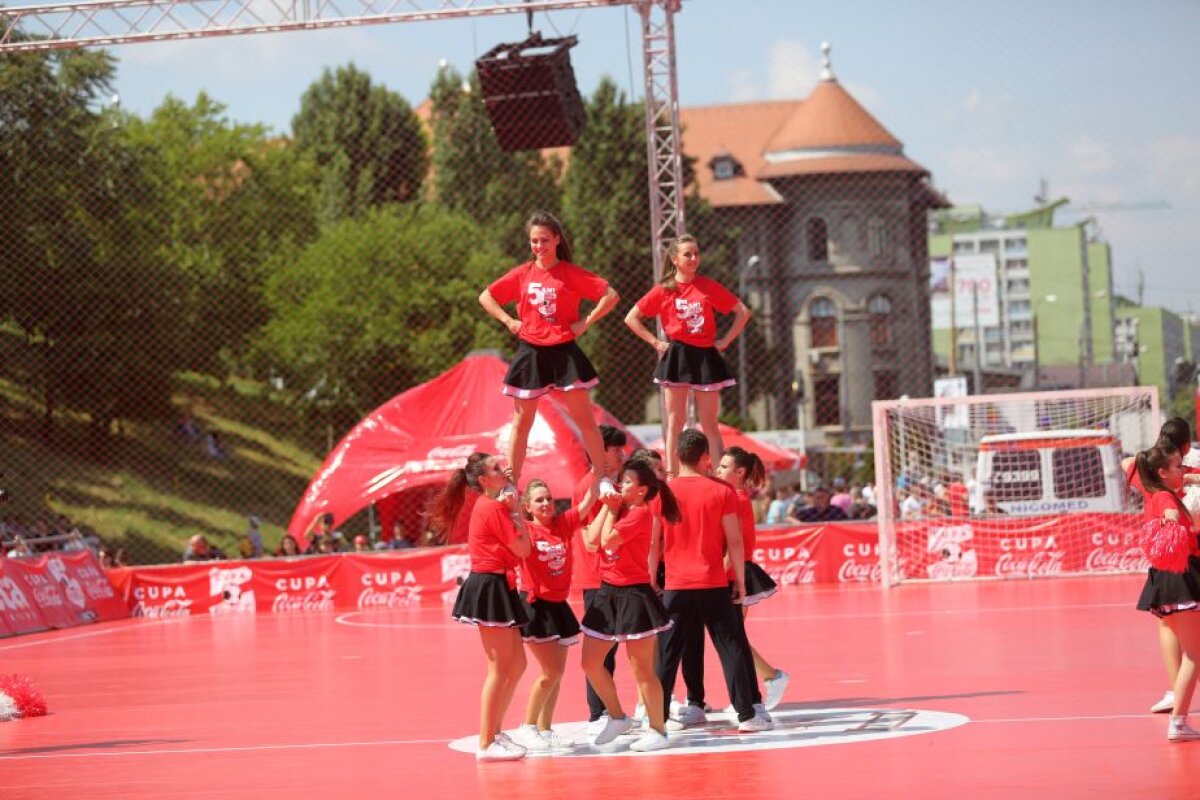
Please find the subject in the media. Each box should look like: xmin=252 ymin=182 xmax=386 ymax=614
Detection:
xmin=105 ymin=512 xmax=1150 ymax=620
xmin=0 ymin=550 xmax=128 ymax=636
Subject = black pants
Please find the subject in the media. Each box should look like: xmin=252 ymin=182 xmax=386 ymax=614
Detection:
xmin=582 ymin=588 xmax=617 ymax=722
xmin=656 ymin=586 xmax=757 ymax=722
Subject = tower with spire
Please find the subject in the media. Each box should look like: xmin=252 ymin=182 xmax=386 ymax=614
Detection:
xmin=678 ymin=42 xmax=947 ymax=440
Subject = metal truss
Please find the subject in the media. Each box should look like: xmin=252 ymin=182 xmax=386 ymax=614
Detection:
xmin=1 ymin=0 xmax=686 ymax=305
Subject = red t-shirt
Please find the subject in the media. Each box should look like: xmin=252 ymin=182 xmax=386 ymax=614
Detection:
xmin=663 ymin=476 xmax=739 ymax=589
xmin=635 ymin=277 xmax=738 ymax=348
xmin=571 ymin=473 xmax=602 ymax=591
xmin=468 ymin=495 xmax=522 ymax=573
xmin=487 ymin=261 xmax=609 ymax=346
xmin=599 ymin=505 xmax=654 ymax=586
xmin=519 ymin=509 xmax=579 ymax=602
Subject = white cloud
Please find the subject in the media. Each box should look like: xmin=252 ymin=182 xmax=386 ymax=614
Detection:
xmin=1144 ymin=135 xmax=1200 ymax=197
xmin=1066 ymin=135 xmax=1117 ymax=176
xmin=766 ymin=40 xmax=819 ymax=99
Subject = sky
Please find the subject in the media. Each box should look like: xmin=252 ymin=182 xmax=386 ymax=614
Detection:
xmin=85 ymin=0 xmax=1200 ymax=318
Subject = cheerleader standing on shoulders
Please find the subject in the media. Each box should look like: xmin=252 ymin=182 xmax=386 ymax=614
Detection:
xmin=716 ymin=447 xmax=790 ymax=710
xmin=1134 ymin=441 xmax=1200 ymax=741
xmin=510 ymin=478 xmax=596 ymax=752
xmin=432 ymin=453 xmax=532 ymax=761
xmin=479 ymin=211 xmax=620 ymax=491
xmin=625 ymin=234 xmax=751 ymax=476
xmin=580 ymin=459 xmax=681 ymax=752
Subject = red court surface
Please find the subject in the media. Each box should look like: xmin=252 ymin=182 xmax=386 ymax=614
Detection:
xmin=2 ymin=574 xmax=1199 ymax=799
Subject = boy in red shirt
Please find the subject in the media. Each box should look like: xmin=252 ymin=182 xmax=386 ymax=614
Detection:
xmin=655 ymin=429 xmax=770 ymax=732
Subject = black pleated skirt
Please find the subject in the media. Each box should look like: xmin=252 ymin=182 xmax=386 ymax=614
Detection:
xmin=502 ymin=339 xmax=599 ymax=399
xmin=519 ymin=595 xmax=581 ymax=644
xmin=1137 ymin=556 xmax=1200 ymax=618
xmin=451 ymin=572 xmax=529 ymax=627
xmin=580 ymin=582 xmax=673 ymax=641
xmin=743 ymin=561 xmax=779 ymax=607
xmin=652 ymin=340 xmax=735 ymax=391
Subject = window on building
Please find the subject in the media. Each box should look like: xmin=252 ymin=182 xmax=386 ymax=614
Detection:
xmin=810 ymin=296 xmax=838 ymax=348
xmin=807 ymin=218 xmax=828 ymax=262
xmin=813 ymin=377 xmax=840 ymax=426
xmin=1005 ymin=237 xmax=1028 ymax=252
xmin=1006 ymin=278 xmax=1030 ymax=295
xmin=952 ymin=240 xmax=976 ymax=254
xmin=867 ymin=217 xmax=888 ymax=258
xmin=979 ymin=239 xmax=1000 ymax=253
xmin=874 ymin=370 xmax=898 ymax=401
xmin=711 ymin=155 xmax=738 ymax=181
xmin=868 ymin=295 xmax=892 ymax=347
xmin=1006 ymin=258 xmax=1029 ymax=270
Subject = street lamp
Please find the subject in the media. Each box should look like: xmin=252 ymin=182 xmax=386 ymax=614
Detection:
xmin=738 ymin=255 xmax=761 ymax=420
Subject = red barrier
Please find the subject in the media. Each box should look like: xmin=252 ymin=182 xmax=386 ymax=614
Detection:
xmin=109 ymin=513 xmax=1150 ymax=619
xmin=0 ymin=550 xmax=128 ymax=636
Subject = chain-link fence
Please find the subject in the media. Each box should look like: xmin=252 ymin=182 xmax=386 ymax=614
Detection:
xmin=1 ymin=10 xmax=1194 ymax=565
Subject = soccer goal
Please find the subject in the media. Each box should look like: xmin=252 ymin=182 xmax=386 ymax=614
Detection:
xmin=871 ymin=386 xmax=1160 ymax=587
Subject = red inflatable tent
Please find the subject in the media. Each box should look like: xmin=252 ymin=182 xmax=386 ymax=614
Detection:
xmin=287 ymin=352 xmax=635 ymax=546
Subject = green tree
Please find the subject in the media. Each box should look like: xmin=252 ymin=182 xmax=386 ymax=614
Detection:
xmin=429 ymin=66 xmax=562 ymax=262
xmin=255 ymin=204 xmax=507 ymax=427
xmin=292 ymin=64 xmax=428 ymax=223
xmin=0 ymin=45 xmax=186 ymax=445
xmin=124 ymin=94 xmax=319 ymax=374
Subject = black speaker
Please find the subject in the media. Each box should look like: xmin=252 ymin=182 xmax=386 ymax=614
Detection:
xmin=476 ymin=33 xmax=587 ymax=152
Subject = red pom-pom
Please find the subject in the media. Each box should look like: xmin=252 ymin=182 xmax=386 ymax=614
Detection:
xmin=0 ymin=674 xmax=48 ymax=719
xmin=1139 ymin=518 xmax=1194 ymax=574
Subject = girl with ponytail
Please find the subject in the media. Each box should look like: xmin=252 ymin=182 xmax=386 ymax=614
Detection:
xmin=435 ymin=453 xmax=533 ymax=761
xmin=578 ymin=459 xmax=680 ymax=752
xmin=1134 ymin=441 xmax=1200 ymax=741
xmin=716 ymin=447 xmax=789 ymax=711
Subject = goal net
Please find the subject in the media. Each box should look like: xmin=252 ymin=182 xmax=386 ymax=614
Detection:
xmin=871 ymin=387 xmax=1159 ymax=587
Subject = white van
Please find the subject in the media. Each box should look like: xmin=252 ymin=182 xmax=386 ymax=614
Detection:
xmin=972 ymin=430 xmax=1128 ymax=516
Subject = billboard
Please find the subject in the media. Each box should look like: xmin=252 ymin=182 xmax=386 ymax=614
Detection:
xmin=931 ymin=254 xmax=1000 ymax=330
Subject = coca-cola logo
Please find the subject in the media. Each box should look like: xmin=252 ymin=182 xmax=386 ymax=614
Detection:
xmin=765 ymin=554 xmax=817 ymax=586
xmin=132 ymin=598 xmax=193 ymax=618
xmin=442 ymin=553 xmax=471 ymax=583
xmin=1085 ymin=547 xmax=1150 ymax=572
xmin=0 ymin=576 xmax=31 ymax=610
xmin=837 ymin=558 xmax=883 ymax=583
xmin=272 ymin=591 xmax=336 ymax=613
xmin=357 ymin=585 xmax=422 ymax=610
xmin=994 ymin=551 xmax=1065 ymax=578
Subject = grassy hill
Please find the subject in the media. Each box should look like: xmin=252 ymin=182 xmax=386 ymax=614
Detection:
xmin=0 ymin=329 xmax=325 ymax=564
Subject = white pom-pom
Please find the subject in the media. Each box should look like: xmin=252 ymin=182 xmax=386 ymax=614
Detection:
xmin=0 ymin=692 xmax=18 ymax=722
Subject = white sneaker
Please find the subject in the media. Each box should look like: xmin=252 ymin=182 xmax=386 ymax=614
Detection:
xmin=511 ymin=724 xmax=550 ymax=752
xmin=477 ymin=737 xmax=526 ymax=761
xmin=668 ymin=696 xmax=685 ymax=715
xmin=629 ymin=730 xmax=670 ymax=752
xmin=634 ymin=701 xmax=646 ymax=721
xmin=539 ymin=729 xmax=571 ymax=751
xmin=599 ymin=477 xmax=618 ymax=497
xmin=753 ymin=703 xmax=772 ymax=722
xmin=737 ymin=712 xmax=773 ymax=733
xmin=593 ymin=715 xmax=634 ymax=745
xmin=1168 ymin=716 xmax=1200 ymax=742
xmin=586 ymin=713 xmax=610 ymax=737
xmin=665 ymin=704 xmax=707 ymax=731
xmin=763 ymin=669 xmax=790 ymax=711
xmin=1152 ymin=690 xmax=1176 ymax=714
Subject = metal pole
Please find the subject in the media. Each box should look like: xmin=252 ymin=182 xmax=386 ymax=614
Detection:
xmin=972 ymin=283 xmax=983 ymax=394
xmin=948 ymin=258 xmax=958 ymax=376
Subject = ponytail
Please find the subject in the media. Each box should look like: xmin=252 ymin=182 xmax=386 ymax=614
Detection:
xmin=724 ymin=446 xmax=766 ymax=489
xmin=1137 ymin=442 xmax=1180 ymax=496
xmin=620 ymin=458 xmax=681 ymax=523
xmin=426 ymin=452 xmax=494 ymax=537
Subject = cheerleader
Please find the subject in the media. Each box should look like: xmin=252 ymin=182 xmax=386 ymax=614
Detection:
xmin=625 ymin=234 xmax=751 ymax=476
xmin=510 ymin=478 xmax=596 ymax=752
xmin=479 ymin=211 xmax=619 ymax=489
xmin=1134 ymin=441 xmax=1200 ymax=741
xmin=1123 ymin=419 xmax=1200 ymax=713
xmin=580 ymin=459 xmax=681 ymax=752
xmin=716 ymin=447 xmax=790 ymax=710
xmin=431 ymin=453 xmax=532 ymax=761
